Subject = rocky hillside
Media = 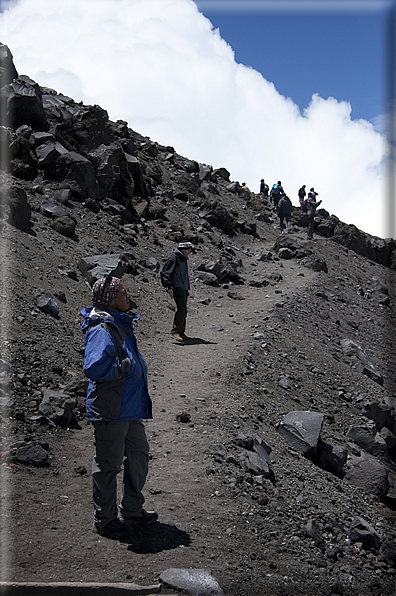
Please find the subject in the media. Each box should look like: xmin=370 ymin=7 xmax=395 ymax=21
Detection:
xmin=0 ymin=43 xmax=396 ymax=596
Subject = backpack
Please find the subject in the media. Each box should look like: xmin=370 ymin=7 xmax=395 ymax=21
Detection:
xmin=301 ymin=199 xmax=308 ymax=212
xmin=159 ymin=262 xmax=168 ymax=287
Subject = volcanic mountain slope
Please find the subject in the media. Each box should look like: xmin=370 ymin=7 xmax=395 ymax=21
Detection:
xmin=0 ymin=45 xmax=396 ymax=595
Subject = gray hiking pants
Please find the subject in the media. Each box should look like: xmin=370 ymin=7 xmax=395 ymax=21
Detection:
xmin=307 ymin=213 xmax=315 ymax=239
xmin=92 ymin=420 xmax=149 ymax=529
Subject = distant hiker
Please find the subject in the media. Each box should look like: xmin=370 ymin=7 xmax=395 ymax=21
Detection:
xmin=277 ymin=195 xmax=293 ymax=231
xmin=161 ymin=241 xmax=193 ymax=343
xmin=241 ymin=182 xmax=250 ymax=196
xmin=270 ymin=181 xmax=284 ymax=208
xmin=306 ymin=189 xmax=322 ymax=240
xmin=260 ymin=179 xmax=269 ymax=197
xmin=298 ymin=185 xmax=307 ymax=210
xmin=308 ymin=187 xmax=319 ymax=201
xmin=81 ymin=276 xmax=157 ymax=540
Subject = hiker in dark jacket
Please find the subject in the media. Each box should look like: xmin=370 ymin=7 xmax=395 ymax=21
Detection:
xmin=298 ymin=185 xmax=306 ymax=209
xmin=277 ymin=195 xmax=293 ymax=231
xmin=81 ymin=276 xmax=157 ymax=540
xmin=260 ymin=179 xmax=269 ymax=197
xmin=161 ymin=241 xmax=193 ymax=343
xmin=306 ymin=190 xmax=322 ymax=239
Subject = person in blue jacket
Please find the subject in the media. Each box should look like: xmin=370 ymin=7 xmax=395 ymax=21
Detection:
xmin=81 ymin=275 xmax=157 ymax=540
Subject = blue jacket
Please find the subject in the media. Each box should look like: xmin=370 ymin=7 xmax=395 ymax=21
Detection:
xmin=81 ymin=307 xmax=152 ymax=422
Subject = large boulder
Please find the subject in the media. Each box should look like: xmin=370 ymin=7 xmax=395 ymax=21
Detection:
xmin=46 ymin=151 xmax=99 ymax=198
xmin=55 ymin=104 xmax=114 ymax=151
xmin=344 ymin=451 xmax=389 ymax=499
xmin=332 ymin=223 xmax=392 ymax=267
xmin=278 ymin=411 xmax=324 ymax=457
xmin=90 ymin=143 xmax=134 ymax=203
xmin=0 ymin=184 xmax=31 ymax=230
xmin=35 ymin=140 xmax=68 ymax=166
xmin=348 ymin=517 xmax=381 ymax=550
xmin=0 ymin=75 xmax=47 ymax=129
xmin=346 ymin=426 xmax=389 ymax=464
xmin=0 ymin=43 xmax=18 ymax=87
xmin=78 ymin=253 xmax=134 ymax=285
xmin=199 ymin=200 xmax=237 ymax=235
xmin=123 ymin=152 xmax=147 ymax=198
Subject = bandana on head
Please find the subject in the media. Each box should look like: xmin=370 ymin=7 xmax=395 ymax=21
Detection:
xmin=92 ymin=275 xmax=121 ymax=306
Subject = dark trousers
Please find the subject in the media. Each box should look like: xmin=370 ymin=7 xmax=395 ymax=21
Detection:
xmin=307 ymin=214 xmax=315 ymax=239
xmin=92 ymin=420 xmax=149 ymax=529
xmin=171 ymin=287 xmax=188 ymax=335
xmin=279 ymin=214 xmax=291 ymax=230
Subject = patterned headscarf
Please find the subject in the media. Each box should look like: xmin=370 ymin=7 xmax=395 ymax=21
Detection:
xmin=92 ymin=275 xmax=121 ymax=306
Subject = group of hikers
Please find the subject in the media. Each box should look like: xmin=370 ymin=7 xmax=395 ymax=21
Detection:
xmin=259 ymin=178 xmax=322 ymax=239
xmin=81 ymin=174 xmax=324 ymax=541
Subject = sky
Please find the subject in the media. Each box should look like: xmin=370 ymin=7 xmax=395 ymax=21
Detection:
xmin=0 ymin=0 xmax=394 ymax=238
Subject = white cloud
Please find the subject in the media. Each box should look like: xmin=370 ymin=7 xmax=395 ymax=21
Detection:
xmin=0 ymin=0 xmax=392 ymax=238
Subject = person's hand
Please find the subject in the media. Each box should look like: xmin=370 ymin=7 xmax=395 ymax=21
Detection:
xmin=167 ymin=288 xmax=174 ymax=298
xmin=120 ymin=357 xmax=131 ymax=374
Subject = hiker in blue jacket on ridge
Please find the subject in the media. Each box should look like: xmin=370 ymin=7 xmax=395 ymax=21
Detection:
xmin=81 ymin=275 xmax=157 ymax=540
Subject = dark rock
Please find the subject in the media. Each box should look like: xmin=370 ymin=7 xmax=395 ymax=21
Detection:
xmin=316 ymin=440 xmax=347 ymax=474
xmin=35 ymin=141 xmax=68 ymax=166
xmin=198 ymin=163 xmax=212 ymax=182
xmin=300 ymin=257 xmax=328 ymax=273
xmin=330 ymin=577 xmax=346 ymax=594
xmin=53 ymin=189 xmax=72 ymax=205
xmin=278 ymin=247 xmax=295 ymax=260
xmin=51 ymin=215 xmax=76 ymax=238
xmin=278 ymin=410 xmax=324 ymax=456
xmin=176 ymin=411 xmax=191 ymax=423
xmin=0 ymin=184 xmax=31 ymax=230
xmin=332 ymin=222 xmax=392 ymax=267
xmin=199 ymin=200 xmax=237 ymax=235
xmin=341 ymin=339 xmax=383 ymax=385
xmin=39 ymin=388 xmax=77 ymax=427
xmin=15 ymin=442 xmax=49 ymax=467
xmin=238 ymin=436 xmax=273 ymax=479
xmin=306 ymin=519 xmax=324 ymax=546
xmin=78 ymin=253 xmax=132 ymax=285
xmin=226 ymin=182 xmax=240 ymax=194
xmin=213 ymin=167 xmax=230 ymax=181
xmin=227 ymin=291 xmax=245 ymax=300
xmin=0 ymin=43 xmax=18 ymax=87
xmin=55 ymin=104 xmax=114 ymax=151
xmin=256 ymin=250 xmax=272 ymax=262
xmin=0 ymin=75 xmax=47 ymax=129
xmin=34 ymin=292 xmax=60 ymax=317
xmin=348 ymin=517 xmax=381 ymax=550
xmin=344 ymin=451 xmax=389 ymax=499
xmin=40 ymin=201 xmax=68 ymax=218
xmin=346 ymin=426 xmax=389 ymax=464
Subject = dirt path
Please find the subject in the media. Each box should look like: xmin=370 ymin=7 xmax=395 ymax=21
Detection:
xmin=4 ymin=237 xmax=322 ymax=594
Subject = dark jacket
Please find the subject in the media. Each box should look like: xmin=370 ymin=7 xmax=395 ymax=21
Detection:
xmin=277 ymin=196 xmax=292 ymax=217
xmin=161 ymin=248 xmax=190 ymax=290
xmin=81 ymin=307 xmax=152 ymax=422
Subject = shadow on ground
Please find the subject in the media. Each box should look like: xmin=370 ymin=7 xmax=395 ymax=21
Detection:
xmin=126 ymin=522 xmax=191 ymax=553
